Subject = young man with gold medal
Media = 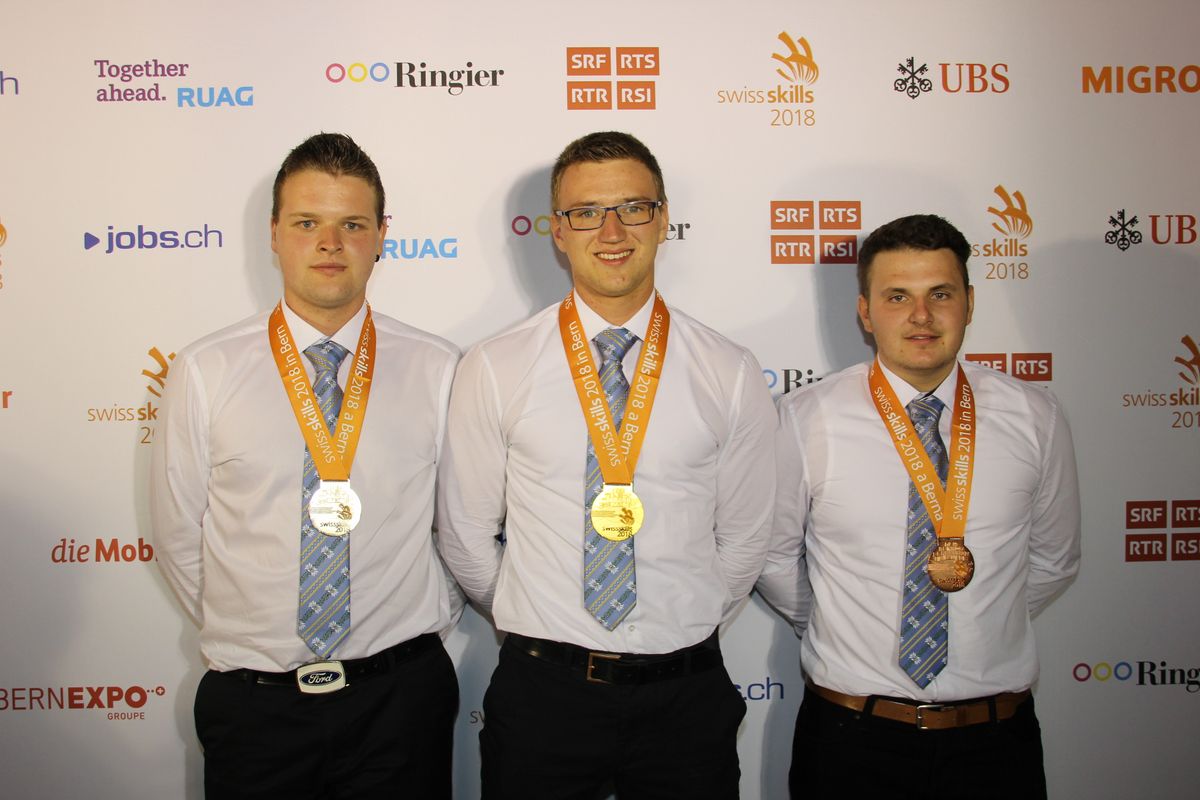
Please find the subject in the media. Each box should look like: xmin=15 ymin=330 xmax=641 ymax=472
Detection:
xmin=438 ymin=131 xmax=777 ymax=798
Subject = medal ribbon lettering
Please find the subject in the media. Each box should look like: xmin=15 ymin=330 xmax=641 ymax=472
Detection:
xmin=868 ymin=360 xmax=976 ymax=542
xmin=558 ymin=292 xmax=669 ymax=488
xmin=268 ymin=303 xmax=376 ymax=482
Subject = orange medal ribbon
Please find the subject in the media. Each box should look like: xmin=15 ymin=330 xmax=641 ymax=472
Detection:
xmin=268 ymin=303 xmax=376 ymax=483
xmin=558 ymin=292 xmax=670 ymax=539
xmin=868 ymin=360 xmax=977 ymax=590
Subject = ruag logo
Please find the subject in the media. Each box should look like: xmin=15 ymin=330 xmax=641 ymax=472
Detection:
xmin=733 ymin=676 xmax=786 ymax=701
xmin=769 ymin=200 xmax=861 ymax=265
xmin=1120 ymin=334 xmax=1200 ymax=431
xmin=893 ymin=55 xmax=1009 ymax=99
xmin=509 ymin=212 xmax=690 ymax=241
xmin=83 ymin=224 xmax=223 ymax=253
xmin=763 ymin=367 xmax=825 ymax=396
xmin=1081 ymin=64 xmax=1200 ymax=94
xmin=1072 ymin=660 xmax=1200 ymax=693
xmin=974 ymin=185 xmax=1033 ymax=281
xmin=325 ymin=60 xmax=505 ymax=96
xmin=0 ymin=683 xmax=167 ymax=721
xmin=566 ymin=46 xmax=658 ymax=110
xmin=86 ymin=346 xmax=175 ymax=446
xmin=1125 ymin=499 xmax=1200 ymax=563
xmin=964 ymin=352 xmax=1053 ymax=382
xmin=716 ymin=32 xmax=818 ymax=128
xmin=93 ymin=59 xmax=253 ymax=108
xmin=0 ymin=66 xmax=18 ymax=96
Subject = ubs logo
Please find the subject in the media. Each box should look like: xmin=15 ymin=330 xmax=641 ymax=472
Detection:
xmin=893 ymin=55 xmax=1009 ymax=98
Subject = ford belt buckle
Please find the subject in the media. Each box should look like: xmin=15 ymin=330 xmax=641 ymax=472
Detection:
xmin=296 ymin=661 xmax=347 ymax=694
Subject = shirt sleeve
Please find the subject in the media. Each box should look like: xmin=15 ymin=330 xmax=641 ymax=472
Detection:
xmin=149 ymin=354 xmax=210 ymax=626
xmin=436 ymin=346 xmax=506 ymax=611
xmin=1026 ymin=395 xmax=1082 ymax=616
xmin=755 ymin=394 xmax=814 ymax=638
xmin=714 ymin=352 xmax=778 ymax=612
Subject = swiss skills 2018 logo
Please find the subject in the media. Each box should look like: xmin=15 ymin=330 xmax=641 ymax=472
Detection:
xmin=717 ymin=31 xmax=818 ymax=129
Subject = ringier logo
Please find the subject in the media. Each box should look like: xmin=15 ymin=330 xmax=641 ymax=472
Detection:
xmin=1125 ymin=499 xmax=1200 ymax=562
xmin=769 ymin=200 xmax=861 ymax=265
xmin=566 ymin=46 xmax=659 ymax=110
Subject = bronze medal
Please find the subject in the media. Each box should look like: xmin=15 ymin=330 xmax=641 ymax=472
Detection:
xmin=590 ymin=484 xmax=644 ymax=542
xmin=927 ymin=538 xmax=975 ymax=592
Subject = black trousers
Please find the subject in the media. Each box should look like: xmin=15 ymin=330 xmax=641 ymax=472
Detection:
xmin=480 ymin=637 xmax=747 ymax=800
xmin=789 ymin=689 xmax=1047 ymax=799
xmin=195 ymin=640 xmax=458 ymax=800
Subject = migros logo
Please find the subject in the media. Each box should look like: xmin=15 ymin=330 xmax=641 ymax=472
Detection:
xmin=716 ymin=32 xmax=818 ymax=128
xmin=1073 ymin=660 xmax=1200 ymax=693
xmin=325 ymin=59 xmax=505 ymax=96
xmin=769 ymin=200 xmax=861 ymax=264
xmin=1082 ymin=64 xmax=1200 ymax=94
xmin=566 ymin=46 xmax=659 ymax=110
xmin=0 ymin=683 xmax=167 ymax=720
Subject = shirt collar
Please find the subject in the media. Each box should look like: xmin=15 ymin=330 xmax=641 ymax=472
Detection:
xmin=877 ymin=360 xmax=960 ymax=410
xmin=281 ymin=301 xmax=368 ymax=356
xmin=572 ymin=289 xmax=655 ymax=345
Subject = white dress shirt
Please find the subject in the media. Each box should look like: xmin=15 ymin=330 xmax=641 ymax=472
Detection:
xmin=757 ymin=360 xmax=1080 ymax=701
xmin=150 ymin=302 xmax=461 ymax=672
xmin=437 ymin=291 xmax=777 ymax=653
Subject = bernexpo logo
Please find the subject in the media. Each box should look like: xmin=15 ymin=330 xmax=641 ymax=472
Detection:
xmin=83 ymin=224 xmax=223 ymax=253
xmin=0 ymin=683 xmax=167 ymax=720
xmin=325 ymin=60 xmax=505 ymax=95
xmin=1073 ymin=661 xmax=1200 ymax=693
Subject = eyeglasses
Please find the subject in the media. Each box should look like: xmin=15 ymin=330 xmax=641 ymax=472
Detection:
xmin=553 ymin=201 xmax=663 ymax=231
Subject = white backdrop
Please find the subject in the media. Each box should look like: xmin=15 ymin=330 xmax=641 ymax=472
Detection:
xmin=1 ymin=1 xmax=1198 ymax=797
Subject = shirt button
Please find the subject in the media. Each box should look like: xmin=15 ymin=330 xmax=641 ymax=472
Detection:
xmin=627 ymin=625 xmax=635 ymax=632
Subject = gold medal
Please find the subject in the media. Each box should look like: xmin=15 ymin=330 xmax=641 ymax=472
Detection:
xmin=927 ymin=538 xmax=975 ymax=592
xmin=309 ymin=481 xmax=361 ymax=537
xmin=590 ymin=484 xmax=644 ymax=541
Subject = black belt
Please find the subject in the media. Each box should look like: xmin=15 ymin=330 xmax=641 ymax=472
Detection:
xmin=505 ymin=632 xmax=722 ymax=685
xmin=229 ymin=633 xmax=440 ymax=690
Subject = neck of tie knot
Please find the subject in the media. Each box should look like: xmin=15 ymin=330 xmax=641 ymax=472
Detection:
xmin=304 ymin=340 xmax=350 ymax=377
xmin=906 ymin=394 xmax=945 ymax=435
xmin=594 ymin=327 xmax=637 ymax=367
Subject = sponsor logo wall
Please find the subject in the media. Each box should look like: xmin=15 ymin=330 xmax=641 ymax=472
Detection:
xmin=1 ymin=3 xmax=1197 ymax=799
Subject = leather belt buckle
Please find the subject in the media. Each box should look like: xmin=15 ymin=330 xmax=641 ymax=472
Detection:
xmin=585 ymin=651 xmax=621 ymax=684
xmin=296 ymin=660 xmax=347 ymax=694
xmin=914 ymin=703 xmax=950 ymax=730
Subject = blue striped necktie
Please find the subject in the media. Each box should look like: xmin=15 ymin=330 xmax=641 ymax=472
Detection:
xmin=299 ymin=340 xmax=351 ymax=657
xmin=583 ymin=328 xmax=639 ymax=630
xmin=899 ymin=394 xmax=949 ymax=688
